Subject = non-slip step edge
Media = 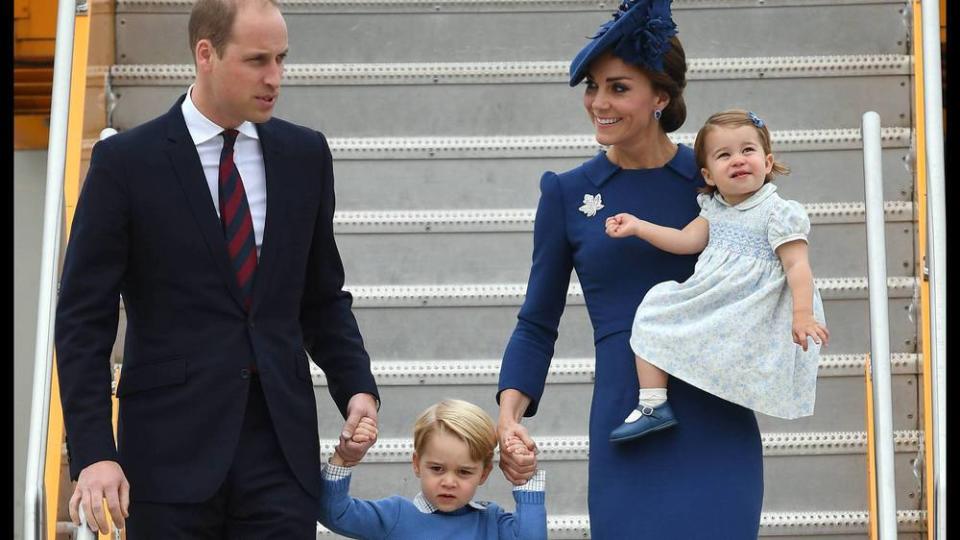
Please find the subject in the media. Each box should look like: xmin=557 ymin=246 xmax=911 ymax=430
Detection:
xmin=308 ymin=353 xmax=920 ymax=386
xmin=332 ymin=202 xmax=914 ymax=233
xmin=81 ymin=128 xmax=913 ymax=158
xmin=58 ymin=430 xmax=923 ymax=460
xmin=315 ymin=510 xmax=926 ymax=537
xmin=343 ymin=277 xmax=917 ymax=306
xmin=323 ymin=129 xmax=914 ymax=157
xmin=314 ymin=431 xmax=920 ymax=460
xmin=110 ymin=55 xmax=912 ymax=85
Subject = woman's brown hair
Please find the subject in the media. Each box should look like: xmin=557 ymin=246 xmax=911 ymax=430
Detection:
xmin=641 ymin=35 xmax=687 ymax=133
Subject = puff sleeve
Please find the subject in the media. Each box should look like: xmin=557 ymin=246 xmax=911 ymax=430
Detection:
xmin=696 ymin=192 xmax=718 ymax=221
xmin=767 ymin=199 xmax=810 ymax=251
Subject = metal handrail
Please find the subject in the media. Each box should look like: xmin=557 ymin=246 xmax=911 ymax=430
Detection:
xmin=861 ymin=111 xmax=898 ymax=538
xmin=23 ymin=0 xmax=78 ymax=537
xmin=919 ymin=1 xmax=947 ymax=537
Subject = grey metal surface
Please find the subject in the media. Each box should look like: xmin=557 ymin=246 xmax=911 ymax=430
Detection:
xmin=109 ymin=286 xmax=917 ymax=361
xmin=346 ymin=296 xmax=916 ymax=359
xmin=115 ymin=2 xmax=909 ymax=65
xmin=309 ymin=372 xmax=920 ymax=440
xmin=111 ymin=56 xmax=913 ymax=86
xmin=332 ymin=221 xmax=915 ymax=283
xmin=110 ymin=74 xmax=912 ymax=134
xmin=302 ymin=437 xmax=921 ymax=514
xmin=328 ymin=149 xmax=914 ymax=209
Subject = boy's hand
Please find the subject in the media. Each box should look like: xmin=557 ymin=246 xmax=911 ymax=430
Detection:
xmin=497 ymin=421 xmax=538 ymax=485
xmin=792 ymin=314 xmax=829 ymax=352
xmin=605 ymin=213 xmax=643 ymax=239
xmin=334 ymin=416 xmax=379 ymax=467
xmin=504 ymin=436 xmax=531 ymax=456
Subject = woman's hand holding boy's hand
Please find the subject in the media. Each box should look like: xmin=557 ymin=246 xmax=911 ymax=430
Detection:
xmin=333 ymin=416 xmax=379 ymax=467
xmin=605 ymin=213 xmax=644 ymax=239
xmin=504 ymin=436 xmax=532 ymax=456
xmin=496 ymin=420 xmax=538 ymax=485
xmin=792 ymin=313 xmax=830 ymax=352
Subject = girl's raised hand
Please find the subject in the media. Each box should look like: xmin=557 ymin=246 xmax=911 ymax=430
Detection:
xmin=605 ymin=213 xmax=642 ymax=238
xmin=792 ymin=315 xmax=830 ymax=352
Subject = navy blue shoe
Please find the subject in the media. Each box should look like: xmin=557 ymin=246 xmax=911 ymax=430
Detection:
xmin=609 ymin=401 xmax=678 ymax=443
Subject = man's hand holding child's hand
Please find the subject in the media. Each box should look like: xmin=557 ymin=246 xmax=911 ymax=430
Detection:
xmin=332 ymin=416 xmax=379 ymax=467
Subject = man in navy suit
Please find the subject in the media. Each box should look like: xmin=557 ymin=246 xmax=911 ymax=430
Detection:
xmin=54 ymin=0 xmax=380 ymax=536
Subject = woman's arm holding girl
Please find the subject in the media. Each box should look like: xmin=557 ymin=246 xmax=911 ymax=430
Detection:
xmin=605 ymin=214 xmax=709 ymax=255
xmin=776 ymin=240 xmax=830 ymax=351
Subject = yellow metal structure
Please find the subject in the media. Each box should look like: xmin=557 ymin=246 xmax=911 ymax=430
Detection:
xmin=910 ymin=1 xmax=937 ymax=538
xmin=864 ymin=355 xmax=879 ymax=540
xmin=14 ymin=0 xmax=57 ymax=149
xmin=13 ymin=0 xmax=57 ymax=59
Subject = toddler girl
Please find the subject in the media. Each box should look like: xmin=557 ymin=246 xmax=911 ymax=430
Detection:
xmin=605 ymin=109 xmax=830 ymax=442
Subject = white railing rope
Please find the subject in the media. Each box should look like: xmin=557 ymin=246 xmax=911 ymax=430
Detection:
xmin=23 ymin=0 xmax=79 ymax=538
xmin=861 ymin=111 xmax=899 ymax=539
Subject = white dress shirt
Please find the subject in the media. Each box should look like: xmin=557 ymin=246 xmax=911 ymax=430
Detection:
xmin=181 ymin=85 xmax=266 ymax=257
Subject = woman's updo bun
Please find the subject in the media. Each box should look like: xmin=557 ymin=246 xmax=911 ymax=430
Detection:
xmin=643 ymin=35 xmax=687 ymax=133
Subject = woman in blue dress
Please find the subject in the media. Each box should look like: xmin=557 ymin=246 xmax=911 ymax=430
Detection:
xmin=495 ymin=0 xmax=764 ymax=537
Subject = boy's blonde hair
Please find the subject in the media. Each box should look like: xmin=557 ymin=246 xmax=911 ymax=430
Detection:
xmin=693 ymin=109 xmax=790 ymax=195
xmin=413 ymin=399 xmax=498 ymax=468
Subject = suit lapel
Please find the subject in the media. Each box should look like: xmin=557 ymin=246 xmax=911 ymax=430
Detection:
xmin=250 ymin=120 xmax=286 ymax=315
xmin=163 ymin=100 xmax=248 ymax=312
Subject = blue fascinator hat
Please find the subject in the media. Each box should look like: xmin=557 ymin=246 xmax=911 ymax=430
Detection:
xmin=569 ymin=0 xmax=678 ymax=87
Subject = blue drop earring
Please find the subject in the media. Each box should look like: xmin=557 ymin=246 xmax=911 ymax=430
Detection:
xmin=654 ymin=109 xmax=662 ymax=121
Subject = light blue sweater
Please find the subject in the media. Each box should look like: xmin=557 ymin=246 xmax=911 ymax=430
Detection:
xmin=317 ymin=467 xmax=547 ymax=540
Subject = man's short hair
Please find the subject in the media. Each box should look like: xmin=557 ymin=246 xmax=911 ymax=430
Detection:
xmin=413 ymin=399 xmax=497 ymax=468
xmin=188 ymin=0 xmax=279 ymax=58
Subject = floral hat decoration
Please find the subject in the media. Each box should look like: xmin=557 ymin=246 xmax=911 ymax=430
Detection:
xmin=569 ymin=0 xmax=678 ymax=87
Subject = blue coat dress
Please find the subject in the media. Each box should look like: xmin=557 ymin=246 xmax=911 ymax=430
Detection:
xmin=498 ymin=145 xmax=763 ymax=539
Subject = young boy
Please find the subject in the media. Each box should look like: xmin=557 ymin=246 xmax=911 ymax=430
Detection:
xmin=318 ymin=399 xmax=547 ymax=539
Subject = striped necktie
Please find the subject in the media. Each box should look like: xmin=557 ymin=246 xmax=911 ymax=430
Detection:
xmin=218 ymin=129 xmax=257 ymax=311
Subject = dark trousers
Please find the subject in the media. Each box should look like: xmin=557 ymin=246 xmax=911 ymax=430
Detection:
xmin=125 ymin=376 xmax=317 ymax=539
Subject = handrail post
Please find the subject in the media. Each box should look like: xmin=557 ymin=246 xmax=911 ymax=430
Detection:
xmin=860 ymin=111 xmax=898 ymax=539
xmin=920 ymin=1 xmax=947 ymax=537
xmin=23 ymin=0 xmax=79 ymax=538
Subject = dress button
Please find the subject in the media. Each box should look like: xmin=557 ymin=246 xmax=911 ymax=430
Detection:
xmin=240 ymin=368 xmax=251 ymax=379
xmin=247 ymin=320 xmax=255 ymax=329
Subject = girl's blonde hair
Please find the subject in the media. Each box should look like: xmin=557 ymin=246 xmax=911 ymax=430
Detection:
xmin=413 ymin=399 xmax=498 ymax=468
xmin=693 ymin=109 xmax=790 ymax=195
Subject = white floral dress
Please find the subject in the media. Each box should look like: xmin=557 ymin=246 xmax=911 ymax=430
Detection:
xmin=629 ymin=183 xmax=824 ymax=419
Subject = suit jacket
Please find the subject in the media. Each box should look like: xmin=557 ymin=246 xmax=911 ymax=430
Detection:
xmin=54 ymin=96 xmax=379 ymax=503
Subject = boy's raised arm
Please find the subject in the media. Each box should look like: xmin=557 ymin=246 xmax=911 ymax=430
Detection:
xmin=317 ymin=461 xmax=402 ymax=539
xmin=497 ymin=468 xmax=547 ymax=540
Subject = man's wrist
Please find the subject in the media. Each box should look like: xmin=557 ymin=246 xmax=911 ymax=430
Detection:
xmin=351 ymin=392 xmax=380 ymax=412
